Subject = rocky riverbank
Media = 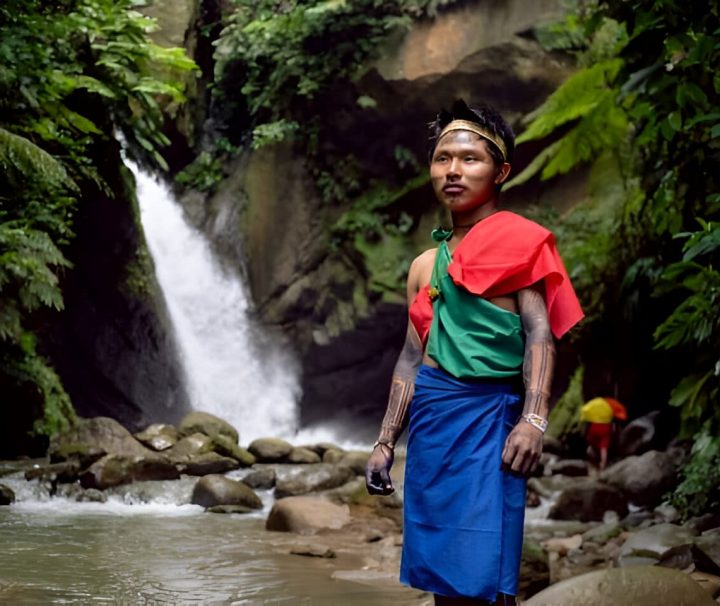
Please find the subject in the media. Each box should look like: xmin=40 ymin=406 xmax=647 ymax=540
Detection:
xmin=1 ymin=413 xmax=719 ymax=604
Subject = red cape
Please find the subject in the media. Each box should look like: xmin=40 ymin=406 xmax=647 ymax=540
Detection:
xmin=409 ymin=211 xmax=584 ymax=341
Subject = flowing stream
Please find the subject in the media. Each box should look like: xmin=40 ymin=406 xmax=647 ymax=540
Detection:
xmin=0 ymin=165 xmax=412 ymax=604
xmin=134 ymin=165 xmax=301 ymax=443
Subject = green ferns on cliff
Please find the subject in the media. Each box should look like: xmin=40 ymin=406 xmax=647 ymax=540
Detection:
xmin=0 ymin=0 xmax=194 ymax=439
xmin=513 ymin=1 xmax=720 ymax=517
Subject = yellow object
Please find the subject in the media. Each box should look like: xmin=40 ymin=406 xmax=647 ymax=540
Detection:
xmin=580 ymin=398 xmax=614 ymax=423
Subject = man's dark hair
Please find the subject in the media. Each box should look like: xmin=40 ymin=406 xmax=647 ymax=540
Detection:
xmin=428 ymin=99 xmax=515 ymax=167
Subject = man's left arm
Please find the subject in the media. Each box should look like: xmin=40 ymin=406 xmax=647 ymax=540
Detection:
xmin=501 ymin=284 xmax=556 ymax=475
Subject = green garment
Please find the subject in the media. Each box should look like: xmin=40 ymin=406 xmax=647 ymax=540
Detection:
xmin=426 ymin=232 xmax=524 ymax=379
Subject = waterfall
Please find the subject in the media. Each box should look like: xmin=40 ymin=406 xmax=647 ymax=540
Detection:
xmin=134 ymin=165 xmax=301 ymax=443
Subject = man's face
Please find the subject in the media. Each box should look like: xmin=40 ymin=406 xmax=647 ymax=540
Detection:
xmin=430 ymin=130 xmax=509 ymax=213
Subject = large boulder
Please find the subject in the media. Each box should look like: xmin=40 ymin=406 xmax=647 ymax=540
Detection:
xmin=134 ymin=423 xmax=179 ymax=451
xmin=524 ymin=565 xmax=715 ymax=606
xmin=287 ymin=447 xmax=322 ymax=464
xmin=248 ymin=438 xmax=294 ymax=463
xmin=337 ymin=451 xmax=372 ymax=476
xmin=600 ymin=450 xmax=679 ymax=507
xmin=618 ymin=523 xmax=698 ymax=567
xmin=79 ymin=454 xmax=180 ymax=490
xmin=211 ymin=434 xmax=255 ymax=467
xmin=242 ymin=467 xmax=277 ymax=490
xmin=48 ymin=417 xmax=150 ymax=465
xmin=167 ymin=433 xmax=215 ymax=457
xmin=274 ymin=464 xmax=356 ymax=498
xmin=0 ymin=483 xmax=15 ymax=505
xmin=190 ymin=474 xmax=262 ymax=509
xmin=177 ymin=452 xmax=240 ymax=476
xmin=266 ymin=496 xmax=350 ymax=534
xmin=178 ymin=411 xmax=239 ymax=444
xmin=549 ymin=479 xmax=628 ymax=522
xmin=616 ymin=411 xmax=662 ymax=457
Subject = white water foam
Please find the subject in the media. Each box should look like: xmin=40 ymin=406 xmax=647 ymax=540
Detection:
xmin=134 ymin=166 xmax=302 ymax=444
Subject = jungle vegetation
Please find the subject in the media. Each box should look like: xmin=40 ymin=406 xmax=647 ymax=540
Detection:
xmin=2 ymin=0 xmax=717 ymax=517
xmin=0 ymin=0 xmax=194 ymax=437
xmin=515 ymin=0 xmax=719 ymax=517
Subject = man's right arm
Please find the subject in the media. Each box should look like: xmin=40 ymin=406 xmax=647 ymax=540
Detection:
xmin=366 ymin=256 xmax=426 ymax=495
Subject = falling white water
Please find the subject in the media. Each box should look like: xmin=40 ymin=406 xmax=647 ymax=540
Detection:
xmin=133 ymin=165 xmax=301 ymax=443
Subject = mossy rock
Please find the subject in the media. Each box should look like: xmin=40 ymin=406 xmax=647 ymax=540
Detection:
xmin=248 ymin=438 xmax=294 ymax=463
xmin=178 ymin=412 xmax=239 ymax=444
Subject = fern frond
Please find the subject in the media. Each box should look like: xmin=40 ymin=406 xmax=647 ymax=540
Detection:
xmin=0 ymin=128 xmax=77 ymax=192
xmin=517 ymin=59 xmax=624 ymax=144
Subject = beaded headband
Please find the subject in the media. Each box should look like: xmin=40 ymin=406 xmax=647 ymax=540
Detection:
xmin=437 ymin=119 xmax=508 ymax=161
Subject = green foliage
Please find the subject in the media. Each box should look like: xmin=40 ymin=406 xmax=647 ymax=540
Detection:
xmin=175 ymin=151 xmax=225 ymax=192
xmin=670 ymin=426 xmax=720 ymax=518
xmin=215 ymin=0 xmax=450 ymax=129
xmin=516 ymin=0 xmax=720 ymax=515
xmin=547 ymin=364 xmax=585 ymax=441
xmin=0 ymin=1 xmax=195 ymax=438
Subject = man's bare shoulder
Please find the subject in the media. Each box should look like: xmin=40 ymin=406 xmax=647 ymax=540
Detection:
xmin=406 ymin=248 xmax=437 ymax=301
xmin=410 ymin=248 xmax=437 ymax=273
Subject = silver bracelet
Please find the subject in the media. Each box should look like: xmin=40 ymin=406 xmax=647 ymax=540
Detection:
xmin=521 ymin=413 xmax=548 ymax=433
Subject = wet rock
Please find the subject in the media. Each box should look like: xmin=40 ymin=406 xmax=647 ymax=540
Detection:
xmin=519 ymin=539 xmax=550 ymax=598
xmin=206 ymin=504 xmax=254 ymax=514
xmin=616 ymin=411 xmax=661 ymax=457
xmin=288 ymin=447 xmax=322 ymax=464
xmin=177 ymin=452 xmax=240 ymax=476
xmin=191 ymin=474 xmax=262 ymax=509
xmin=24 ymin=461 xmax=82 ymax=484
xmin=600 ymin=450 xmax=679 ymax=507
xmin=167 ymin=433 xmax=215 ymax=457
xmin=653 ymin=502 xmax=680 ymax=524
xmin=322 ymin=449 xmax=345 ymax=464
xmin=274 ymin=464 xmax=355 ymax=498
xmin=178 ymin=411 xmax=239 ymax=444
xmin=696 ymin=534 xmax=720 ymax=569
xmin=658 ymin=543 xmax=720 ymax=575
xmin=48 ymin=417 xmax=148 ymax=465
xmin=248 ymin=438 xmax=294 ymax=463
xmin=76 ymin=488 xmax=107 ymax=503
xmin=134 ymin=423 xmax=178 ymax=451
xmin=289 ymin=544 xmax=336 ymax=558
xmin=618 ymin=523 xmax=698 ymax=567
xmin=582 ymin=521 xmax=622 ymax=544
xmin=79 ymin=454 xmax=180 ymax=490
xmin=542 ymin=534 xmax=583 ymax=556
xmin=524 ymin=565 xmax=715 ymax=606
xmin=620 ymin=510 xmax=654 ymax=529
xmin=310 ymin=442 xmax=344 ymax=457
xmin=526 ymin=487 xmax=542 ymax=507
xmin=547 ymin=459 xmax=590 ymax=477
xmin=212 ymin=434 xmax=255 ymax=467
xmin=0 ymin=483 xmax=15 ymax=505
xmin=686 ymin=513 xmax=720 ymax=534
xmin=242 ymin=467 xmax=276 ymax=490
xmin=266 ymin=496 xmax=350 ymax=534
xmin=338 ymin=451 xmax=371 ymax=476
xmin=542 ymin=435 xmax=565 ymax=456
xmin=549 ymin=479 xmax=628 ymax=522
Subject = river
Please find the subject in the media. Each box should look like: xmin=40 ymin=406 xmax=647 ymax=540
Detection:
xmin=0 ymin=464 xmax=426 ymax=605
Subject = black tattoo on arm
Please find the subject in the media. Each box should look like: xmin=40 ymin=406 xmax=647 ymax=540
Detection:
xmin=377 ymin=325 xmax=424 ymax=447
xmin=518 ymin=286 xmax=556 ymax=419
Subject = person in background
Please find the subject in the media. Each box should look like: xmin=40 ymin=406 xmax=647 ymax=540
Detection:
xmin=365 ymin=100 xmax=583 ymax=605
xmin=581 ymin=396 xmax=627 ymax=470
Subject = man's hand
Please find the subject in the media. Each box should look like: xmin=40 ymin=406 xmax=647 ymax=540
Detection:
xmin=365 ymin=444 xmax=395 ymax=495
xmin=501 ymin=422 xmax=543 ymax=476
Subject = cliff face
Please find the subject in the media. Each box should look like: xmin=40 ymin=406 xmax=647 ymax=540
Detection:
xmin=171 ymin=0 xmax=580 ymax=433
xmin=43 ymin=138 xmax=190 ymax=432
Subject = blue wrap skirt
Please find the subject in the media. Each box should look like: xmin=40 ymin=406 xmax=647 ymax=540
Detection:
xmin=400 ymin=365 xmax=526 ymax=600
